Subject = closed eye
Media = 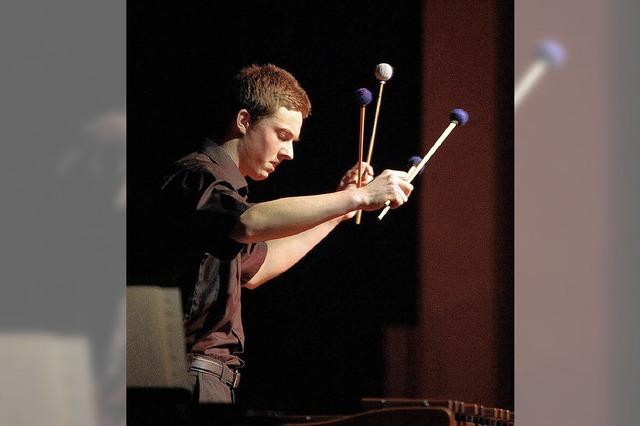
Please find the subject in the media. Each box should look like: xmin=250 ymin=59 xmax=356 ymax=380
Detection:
xmin=277 ymin=129 xmax=297 ymax=142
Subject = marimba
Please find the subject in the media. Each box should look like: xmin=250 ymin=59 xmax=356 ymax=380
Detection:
xmin=278 ymin=398 xmax=514 ymax=425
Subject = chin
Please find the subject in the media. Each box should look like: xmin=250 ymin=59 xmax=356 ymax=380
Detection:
xmin=251 ymin=170 xmax=270 ymax=181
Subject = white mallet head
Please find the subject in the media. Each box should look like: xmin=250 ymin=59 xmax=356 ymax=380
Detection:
xmin=375 ymin=63 xmax=394 ymax=81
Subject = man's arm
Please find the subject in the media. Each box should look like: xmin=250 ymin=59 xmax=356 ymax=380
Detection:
xmin=244 ymin=217 xmax=341 ymax=289
xmin=244 ymin=162 xmax=373 ymax=289
xmin=230 ymin=168 xmax=413 ymax=244
xmin=243 ymin=163 xmax=411 ymax=289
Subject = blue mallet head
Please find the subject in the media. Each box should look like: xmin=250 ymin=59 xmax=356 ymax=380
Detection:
xmin=536 ymin=39 xmax=566 ymax=68
xmin=355 ymin=88 xmax=373 ymax=106
xmin=450 ymin=108 xmax=469 ymax=125
xmin=408 ymin=156 xmax=424 ymax=175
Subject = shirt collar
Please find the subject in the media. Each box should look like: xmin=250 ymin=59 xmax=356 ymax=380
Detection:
xmin=201 ymin=139 xmax=248 ymax=191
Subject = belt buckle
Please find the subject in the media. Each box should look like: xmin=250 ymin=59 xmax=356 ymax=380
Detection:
xmin=231 ymin=370 xmax=241 ymax=389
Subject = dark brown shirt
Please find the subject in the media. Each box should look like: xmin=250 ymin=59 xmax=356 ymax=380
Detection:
xmin=160 ymin=140 xmax=267 ymax=367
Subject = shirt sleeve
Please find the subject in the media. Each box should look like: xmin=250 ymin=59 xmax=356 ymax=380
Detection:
xmin=240 ymin=241 xmax=268 ymax=285
xmin=161 ymin=162 xmax=251 ymax=260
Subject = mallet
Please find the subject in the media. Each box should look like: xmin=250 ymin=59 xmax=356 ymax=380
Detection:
xmin=355 ymin=63 xmax=394 ymax=223
xmin=515 ymin=39 xmax=566 ymax=111
xmin=377 ymin=108 xmax=469 ymax=221
xmin=354 ymin=88 xmax=373 ymax=224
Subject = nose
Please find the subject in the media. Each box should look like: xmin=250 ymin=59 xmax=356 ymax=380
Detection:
xmin=279 ymin=140 xmax=294 ymax=161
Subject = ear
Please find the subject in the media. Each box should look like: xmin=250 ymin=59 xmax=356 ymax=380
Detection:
xmin=236 ymin=109 xmax=251 ymax=135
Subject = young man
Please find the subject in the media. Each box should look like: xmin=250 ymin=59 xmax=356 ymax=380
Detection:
xmin=159 ymin=64 xmax=413 ymax=403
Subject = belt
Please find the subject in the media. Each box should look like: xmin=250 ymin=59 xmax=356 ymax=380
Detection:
xmin=187 ymin=354 xmax=241 ymax=389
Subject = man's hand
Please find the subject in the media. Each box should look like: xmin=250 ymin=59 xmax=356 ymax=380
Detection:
xmin=336 ymin=161 xmax=374 ymax=191
xmin=335 ymin=162 xmax=414 ymax=221
xmin=358 ymin=169 xmax=414 ymax=211
xmin=337 ymin=162 xmax=374 ymax=220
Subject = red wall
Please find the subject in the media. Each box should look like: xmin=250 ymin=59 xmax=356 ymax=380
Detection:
xmin=385 ymin=0 xmax=513 ymax=409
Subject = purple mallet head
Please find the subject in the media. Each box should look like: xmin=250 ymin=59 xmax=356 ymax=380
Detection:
xmin=450 ymin=108 xmax=469 ymax=125
xmin=355 ymin=88 xmax=373 ymax=106
xmin=408 ymin=156 xmax=424 ymax=175
xmin=536 ymin=39 xmax=566 ymax=68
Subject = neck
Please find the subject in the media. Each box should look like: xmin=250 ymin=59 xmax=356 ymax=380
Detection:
xmin=219 ymin=138 xmax=242 ymax=172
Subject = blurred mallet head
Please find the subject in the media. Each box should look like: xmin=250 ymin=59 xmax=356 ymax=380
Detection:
xmin=355 ymin=88 xmax=373 ymax=106
xmin=408 ymin=155 xmax=425 ymax=175
xmin=450 ymin=108 xmax=469 ymax=125
xmin=375 ymin=63 xmax=394 ymax=81
xmin=536 ymin=39 xmax=566 ymax=68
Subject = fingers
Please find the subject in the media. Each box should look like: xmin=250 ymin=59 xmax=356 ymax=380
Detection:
xmin=341 ymin=165 xmax=414 ymax=211
xmin=379 ymin=169 xmax=409 ymax=180
xmin=362 ymin=168 xmax=414 ymax=210
xmin=359 ymin=162 xmax=374 ymax=178
xmin=353 ymin=162 xmax=374 ymax=184
xmin=340 ymin=162 xmax=374 ymax=188
xmin=397 ymin=178 xmax=413 ymax=197
xmin=389 ymin=179 xmax=413 ymax=208
xmin=381 ymin=170 xmax=414 ymax=202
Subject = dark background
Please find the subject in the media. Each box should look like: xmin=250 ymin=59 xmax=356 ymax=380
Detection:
xmin=128 ymin=0 xmax=422 ymax=414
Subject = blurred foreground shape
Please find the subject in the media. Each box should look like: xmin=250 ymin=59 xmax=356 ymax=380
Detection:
xmin=0 ymin=333 xmax=97 ymax=426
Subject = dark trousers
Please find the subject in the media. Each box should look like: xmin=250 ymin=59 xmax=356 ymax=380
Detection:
xmin=187 ymin=355 xmax=237 ymax=404
xmin=188 ymin=369 xmax=234 ymax=404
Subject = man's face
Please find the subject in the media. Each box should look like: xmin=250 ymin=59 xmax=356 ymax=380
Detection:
xmin=238 ymin=106 xmax=303 ymax=181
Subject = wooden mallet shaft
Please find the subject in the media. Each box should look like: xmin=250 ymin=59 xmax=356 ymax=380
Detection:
xmin=377 ymin=108 xmax=468 ymax=221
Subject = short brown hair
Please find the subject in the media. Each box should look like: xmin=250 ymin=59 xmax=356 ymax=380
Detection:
xmin=208 ymin=64 xmax=311 ymax=139
xmin=233 ymin=63 xmax=311 ymax=121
